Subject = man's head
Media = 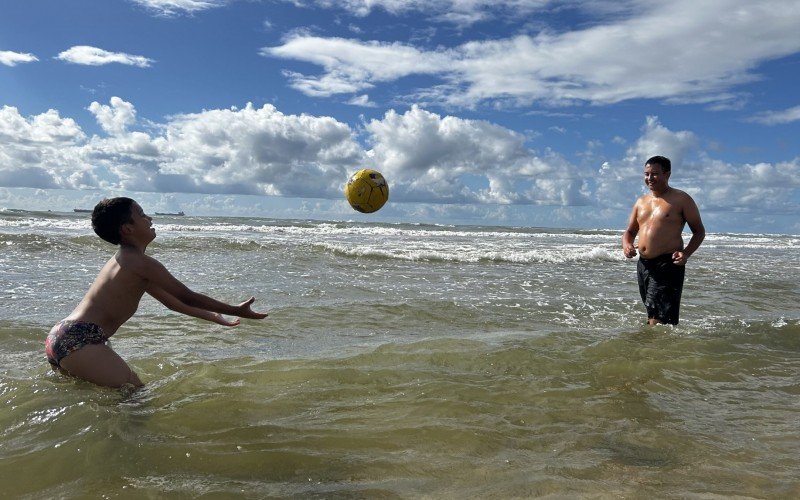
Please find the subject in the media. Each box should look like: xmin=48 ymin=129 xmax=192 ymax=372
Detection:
xmin=645 ymin=155 xmax=671 ymax=173
xmin=92 ymin=197 xmax=135 ymax=245
xmin=644 ymin=156 xmax=671 ymax=194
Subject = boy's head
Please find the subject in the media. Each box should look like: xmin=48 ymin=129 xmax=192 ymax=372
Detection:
xmin=92 ymin=197 xmax=135 ymax=245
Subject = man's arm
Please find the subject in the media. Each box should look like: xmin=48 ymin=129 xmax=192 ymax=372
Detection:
xmin=622 ymin=202 xmax=640 ymax=258
xmin=672 ymin=194 xmax=705 ymax=266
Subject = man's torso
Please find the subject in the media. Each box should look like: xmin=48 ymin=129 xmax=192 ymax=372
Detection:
xmin=636 ymin=189 xmax=687 ymax=258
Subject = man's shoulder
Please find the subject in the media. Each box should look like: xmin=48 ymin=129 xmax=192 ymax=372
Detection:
xmin=667 ymin=187 xmax=696 ymax=203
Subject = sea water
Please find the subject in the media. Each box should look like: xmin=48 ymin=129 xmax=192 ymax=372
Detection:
xmin=1 ymin=209 xmax=798 ymax=497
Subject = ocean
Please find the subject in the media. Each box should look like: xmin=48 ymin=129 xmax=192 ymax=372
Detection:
xmin=1 ymin=209 xmax=798 ymax=498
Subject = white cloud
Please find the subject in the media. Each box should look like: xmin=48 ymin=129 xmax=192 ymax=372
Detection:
xmin=0 ymin=101 xmax=797 ymax=218
xmin=88 ymin=97 xmax=138 ymax=136
xmin=153 ymin=103 xmax=363 ymax=197
xmin=264 ymin=36 xmax=447 ymax=97
xmin=291 ymin=0 xmax=555 ymax=26
xmin=0 ymin=106 xmax=92 ymax=189
xmin=130 ymin=0 xmax=227 ymax=16
xmin=595 ymin=116 xmax=800 ymax=216
xmin=57 ymin=46 xmax=154 ymax=67
xmin=596 ymin=117 xmax=699 ymax=209
xmin=366 ymin=105 xmax=586 ymax=205
xmin=748 ymin=105 xmax=800 ymax=125
xmin=0 ymin=100 xmax=365 ymax=196
xmin=265 ymin=1 xmax=800 ymax=107
xmin=0 ymin=50 xmax=39 ymax=66
xmin=0 ymin=106 xmax=86 ymax=145
xmin=346 ymin=94 xmax=377 ymax=107
xmin=129 ymin=0 xmax=573 ymax=24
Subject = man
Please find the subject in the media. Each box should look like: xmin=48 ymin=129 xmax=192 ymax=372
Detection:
xmin=622 ymin=156 xmax=705 ymax=325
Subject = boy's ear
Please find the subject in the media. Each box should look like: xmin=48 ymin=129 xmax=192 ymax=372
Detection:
xmin=120 ymin=222 xmax=133 ymax=237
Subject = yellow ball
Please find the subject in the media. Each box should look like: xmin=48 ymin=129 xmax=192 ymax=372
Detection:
xmin=344 ymin=169 xmax=389 ymax=213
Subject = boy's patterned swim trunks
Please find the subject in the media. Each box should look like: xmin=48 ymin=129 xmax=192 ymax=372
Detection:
xmin=45 ymin=320 xmax=107 ymax=367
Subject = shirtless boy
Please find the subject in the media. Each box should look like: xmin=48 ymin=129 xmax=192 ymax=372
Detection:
xmin=622 ymin=156 xmax=705 ymax=325
xmin=45 ymin=197 xmax=268 ymax=388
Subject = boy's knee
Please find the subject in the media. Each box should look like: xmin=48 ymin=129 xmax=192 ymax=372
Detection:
xmin=127 ymin=369 xmax=144 ymax=387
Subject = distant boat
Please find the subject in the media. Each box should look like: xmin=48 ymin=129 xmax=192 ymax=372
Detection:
xmin=73 ymin=208 xmax=92 ymax=213
xmin=155 ymin=211 xmax=185 ymax=216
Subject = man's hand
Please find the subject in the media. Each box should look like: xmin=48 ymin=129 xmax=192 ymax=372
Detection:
xmin=672 ymin=251 xmax=688 ymax=266
xmin=623 ymin=244 xmax=638 ymax=259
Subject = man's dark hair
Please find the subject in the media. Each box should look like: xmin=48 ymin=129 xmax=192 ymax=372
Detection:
xmin=645 ymin=155 xmax=671 ymax=172
xmin=92 ymin=197 xmax=135 ymax=245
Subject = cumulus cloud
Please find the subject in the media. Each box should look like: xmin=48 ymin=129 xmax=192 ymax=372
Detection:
xmin=0 ymin=50 xmax=39 ymax=66
xmin=264 ymin=0 xmax=800 ymax=107
xmin=0 ymin=106 xmax=93 ymax=189
xmin=596 ymin=116 xmax=800 ymax=215
xmin=0 ymin=100 xmax=797 ymax=217
xmin=88 ymin=97 xmax=138 ymax=135
xmin=154 ymin=103 xmax=363 ymax=197
xmin=57 ymin=46 xmax=154 ymax=67
xmin=747 ymin=105 xmax=800 ymax=125
xmin=0 ymin=99 xmax=363 ymax=197
xmin=366 ymin=105 xmax=586 ymax=205
xmin=595 ymin=117 xmax=699 ymax=209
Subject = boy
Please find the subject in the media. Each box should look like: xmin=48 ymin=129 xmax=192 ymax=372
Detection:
xmin=45 ymin=197 xmax=268 ymax=388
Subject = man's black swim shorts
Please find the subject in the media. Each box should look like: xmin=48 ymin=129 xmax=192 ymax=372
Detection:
xmin=637 ymin=253 xmax=685 ymax=325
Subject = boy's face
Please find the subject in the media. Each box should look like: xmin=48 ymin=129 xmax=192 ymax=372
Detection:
xmin=124 ymin=202 xmax=155 ymax=242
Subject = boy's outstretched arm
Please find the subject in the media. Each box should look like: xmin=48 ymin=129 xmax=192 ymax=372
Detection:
xmin=146 ymin=284 xmax=242 ymax=326
xmin=132 ymin=254 xmax=268 ymax=319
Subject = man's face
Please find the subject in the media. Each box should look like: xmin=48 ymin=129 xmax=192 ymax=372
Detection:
xmin=644 ymin=163 xmax=669 ymax=192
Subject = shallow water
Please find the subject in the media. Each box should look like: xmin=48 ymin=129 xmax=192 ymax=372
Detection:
xmin=1 ymin=210 xmax=799 ymax=497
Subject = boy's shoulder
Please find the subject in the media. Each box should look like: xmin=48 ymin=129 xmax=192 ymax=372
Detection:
xmin=116 ymin=247 xmax=160 ymax=271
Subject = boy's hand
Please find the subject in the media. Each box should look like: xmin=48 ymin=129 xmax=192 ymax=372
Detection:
xmin=211 ymin=313 xmax=240 ymax=327
xmin=235 ymin=297 xmax=269 ymax=319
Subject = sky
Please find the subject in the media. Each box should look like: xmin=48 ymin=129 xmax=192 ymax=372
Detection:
xmin=1 ymin=0 xmax=799 ymax=233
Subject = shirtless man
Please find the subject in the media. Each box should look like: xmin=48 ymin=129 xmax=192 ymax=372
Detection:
xmin=622 ymin=156 xmax=705 ymax=325
xmin=45 ymin=197 xmax=268 ymax=388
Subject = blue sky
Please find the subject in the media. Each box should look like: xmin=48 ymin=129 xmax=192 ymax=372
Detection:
xmin=1 ymin=0 xmax=799 ymax=232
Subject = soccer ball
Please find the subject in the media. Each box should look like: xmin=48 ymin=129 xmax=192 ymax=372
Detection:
xmin=344 ymin=169 xmax=389 ymax=213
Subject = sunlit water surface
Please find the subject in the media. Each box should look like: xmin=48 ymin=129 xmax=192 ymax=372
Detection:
xmin=1 ymin=210 xmax=798 ymax=497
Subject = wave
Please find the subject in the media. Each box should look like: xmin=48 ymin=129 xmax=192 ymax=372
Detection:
xmin=315 ymin=242 xmax=622 ymax=264
xmin=0 ymin=232 xmax=105 ymax=252
xmin=4 ymin=214 xmax=794 ymax=262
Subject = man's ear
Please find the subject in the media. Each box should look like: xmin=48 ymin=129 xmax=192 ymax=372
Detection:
xmin=120 ymin=222 xmax=133 ymax=237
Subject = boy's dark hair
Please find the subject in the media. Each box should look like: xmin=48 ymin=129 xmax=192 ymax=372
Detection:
xmin=645 ymin=155 xmax=671 ymax=172
xmin=92 ymin=197 xmax=135 ymax=245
